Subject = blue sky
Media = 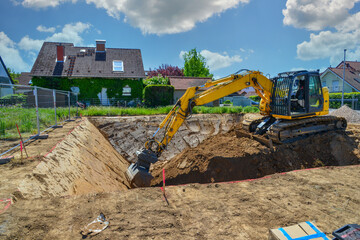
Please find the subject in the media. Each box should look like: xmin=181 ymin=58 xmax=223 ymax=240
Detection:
xmin=0 ymin=0 xmax=360 ymax=78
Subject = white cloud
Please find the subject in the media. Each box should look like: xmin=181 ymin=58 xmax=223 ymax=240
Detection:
xmin=19 ymin=22 xmax=91 ymax=52
xmin=0 ymin=22 xmax=90 ymax=72
xmin=297 ymin=30 xmax=360 ymax=64
xmin=283 ymin=0 xmax=360 ymax=64
xmin=21 ymin=0 xmax=249 ymax=35
xmin=21 ymin=0 xmax=76 ymax=8
xmin=283 ymin=0 xmax=360 ymax=31
xmin=36 ymin=25 xmax=56 ymax=33
xmin=18 ymin=36 xmax=44 ymax=52
xmin=0 ymin=32 xmax=30 ymax=72
xmin=179 ymin=49 xmax=243 ymax=71
xmin=200 ymin=50 xmax=243 ymax=71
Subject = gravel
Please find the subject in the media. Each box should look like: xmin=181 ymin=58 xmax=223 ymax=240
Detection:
xmin=330 ymin=105 xmax=360 ymax=123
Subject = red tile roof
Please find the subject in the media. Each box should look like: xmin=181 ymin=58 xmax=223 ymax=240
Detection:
xmin=18 ymin=72 xmax=32 ymax=85
xmin=31 ymin=42 xmax=145 ymax=78
xmin=169 ymin=76 xmax=212 ymax=90
xmin=328 ymin=67 xmax=360 ymax=91
xmin=336 ymin=61 xmax=360 ymax=71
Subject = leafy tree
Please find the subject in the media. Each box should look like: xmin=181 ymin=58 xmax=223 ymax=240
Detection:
xmin=143 ymin=74 xmax=169 ymax=85
xmin=7 ymin=68 xmax=20 ymax=84
xmin=183 ymin=48 xmax=213 ymax=78
xmin=147 ymin=64 xmax=183 ymax=78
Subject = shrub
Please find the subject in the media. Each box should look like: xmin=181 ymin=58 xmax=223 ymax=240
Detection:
xmin=143 ymin=85 xmax=174 ymax=107
xmin=143 ymin=75 xmax=169 ymax=85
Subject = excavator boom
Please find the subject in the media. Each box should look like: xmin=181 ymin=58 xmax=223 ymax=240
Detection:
xmin=126 ymin=70 xmax=346 ymax=188
xmin=126 ymin=70 xmax=274 ymax=187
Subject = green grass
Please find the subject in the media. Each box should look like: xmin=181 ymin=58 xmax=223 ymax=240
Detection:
xmin=0 ymin=106 xmax=78 ymax=139
xmin=79 ymin=105 xmax=259 ymax=116
xmin=0 ymin=105 xmax=259 ymax=140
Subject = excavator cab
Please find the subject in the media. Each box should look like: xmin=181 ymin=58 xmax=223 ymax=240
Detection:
xmin=271 ymin=71 xmax=325 ymax=118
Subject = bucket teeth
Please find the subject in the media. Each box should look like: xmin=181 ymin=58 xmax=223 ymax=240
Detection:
xmin=125 ymin=149 xmax=158 ymax=188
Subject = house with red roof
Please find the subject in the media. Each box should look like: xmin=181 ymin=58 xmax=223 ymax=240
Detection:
xmin=30 ymin=40 xmax=146 ymax=106
xmin=321 ymin=61 xmax=360 ymax=93
xmin=168 ymin=76 xmax=219 ymax=106
xmin=168 ymin=76 xmax=256 ymax=107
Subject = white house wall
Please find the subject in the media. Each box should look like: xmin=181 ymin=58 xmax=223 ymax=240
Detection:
xmin=321 ymin=71 xmax=354 ymax=93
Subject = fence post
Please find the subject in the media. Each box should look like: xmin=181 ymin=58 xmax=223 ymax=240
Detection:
xmin=66 ymin=91 xmax=75 ymax=122
xmin=52 ymin=90 xmax=63 ymax=128
xmin=34 ymin=86 xmax=40 ymax=136
xmin=352 ymin=94 xmax=355 ymax=109
xmin=53 ymin=89 xmax=57 ymax=126
xmin=76 ymin=93 xmax=79 ymax=117
xmin=68 ymin=92 xmax=71 ymax=121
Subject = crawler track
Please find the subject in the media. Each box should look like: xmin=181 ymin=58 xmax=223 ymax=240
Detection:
xmin=242 ymin=116 xmax=347 ymax=144
xmin=267 ymin=116 xmax=347 ymax=143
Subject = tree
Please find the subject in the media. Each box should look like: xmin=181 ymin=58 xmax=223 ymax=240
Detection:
xmin=147 ymin=64 xmax=183 ymax=78
xmin=143 ymin=74 xmax=169 ymax=85
xmin=183 ymin=48 xmax=213 ymax=78
xmin=7 ymin=68 xmax=20 ymax=84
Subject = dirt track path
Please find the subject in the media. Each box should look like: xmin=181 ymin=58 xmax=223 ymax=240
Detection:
xmin=1 ymin=165 xmax=360 ymax=239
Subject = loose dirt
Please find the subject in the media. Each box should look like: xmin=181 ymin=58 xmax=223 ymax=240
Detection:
xmin=1 ymin=165 xmax=360 ymax=239
xmin=0 ymin=113 xmax=359 ymax=239
xmin=330 ymin=105 xmax=360 ymax=123
xmin=150 ymin=125 xmax=360 ymax=186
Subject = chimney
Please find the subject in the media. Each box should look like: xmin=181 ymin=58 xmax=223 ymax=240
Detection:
xmin=96 ymin=40 xmax=106 ymax=52
xmin=57 ymin=45 xmax=64 ymax=62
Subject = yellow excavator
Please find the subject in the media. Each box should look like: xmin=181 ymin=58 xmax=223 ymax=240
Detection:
xmin=126 ymin=70 xmax=347 ymax=187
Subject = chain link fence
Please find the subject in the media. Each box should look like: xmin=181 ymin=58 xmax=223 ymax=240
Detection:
xmin=0 ymin=83 xmax=79 ymax=157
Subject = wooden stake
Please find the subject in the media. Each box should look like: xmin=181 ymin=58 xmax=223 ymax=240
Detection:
xmin=16 ymin=124 xmax=29 ymax=158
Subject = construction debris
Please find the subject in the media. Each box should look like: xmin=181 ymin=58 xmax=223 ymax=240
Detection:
xmin=80 ymin=213 xmax=109 ymax=237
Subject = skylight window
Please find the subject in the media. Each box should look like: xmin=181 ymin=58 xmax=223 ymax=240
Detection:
xmin=113 ymin=60 xmax=124 ymax=72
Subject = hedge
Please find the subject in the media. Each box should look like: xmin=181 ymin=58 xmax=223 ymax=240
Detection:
xmin=329 ymin=92 xmax=360 ymax=109
xmin=249 ymin=92 xmax=360 ymax=109
xmin=143 ymin=85 xmax=174 ymax=107
xmin=31 ymin=77 xmax=143 ymax=102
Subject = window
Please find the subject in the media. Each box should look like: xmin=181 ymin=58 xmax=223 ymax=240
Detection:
xmin=309 ymin=75 xmax=322 ymax=108
xmin=122 ymin=85 xmax=131 ymax=96
xmin=332 ymin=80 xmax=339 ymax=92
xmin=113 ymin=60 xmax=124 ymax=72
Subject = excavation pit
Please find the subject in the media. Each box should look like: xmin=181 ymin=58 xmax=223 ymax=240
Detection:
xmin=11 ymin=113 xmax=360 ymax=199
xmin=91 ymin=114 xmax=360 ymax=188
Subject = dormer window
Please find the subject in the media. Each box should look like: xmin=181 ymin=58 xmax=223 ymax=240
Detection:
xmin=113 ymin=60 xmax=124 ymax=72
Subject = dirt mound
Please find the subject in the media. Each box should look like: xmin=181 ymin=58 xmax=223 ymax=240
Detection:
xmin=151 ymin=128 xmax=360 ymax=186
xmin=15 ymin=119 xmax=130 ymax=199
xmin=330 ymin=105 xmax=360 ymax=123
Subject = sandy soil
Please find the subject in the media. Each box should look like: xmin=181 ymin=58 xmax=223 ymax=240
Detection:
xmin=14 ymin=118 xmax=130 ymax=199
xmin=1 ymin=165 xmax=360 ymax=239
xmin=0 ymin=120 xmax=83 ymax=199
xmin=0 ymin=120 xmax=83 ymax=156
xmin=0 ymin=113 xmax=359 ymax=239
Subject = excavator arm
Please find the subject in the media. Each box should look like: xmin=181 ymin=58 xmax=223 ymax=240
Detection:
xmin=126 ymin=70 xmax=274 ymax=187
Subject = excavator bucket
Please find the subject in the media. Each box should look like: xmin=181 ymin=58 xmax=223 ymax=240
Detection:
xmin=126 ymin=149 xmax=158 ymax=188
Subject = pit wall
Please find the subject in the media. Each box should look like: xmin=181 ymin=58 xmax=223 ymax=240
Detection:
xmin=16 ymin=119 xmax=130 ymax=199
xmin=89 ymin=114 xmax=246 ymax=163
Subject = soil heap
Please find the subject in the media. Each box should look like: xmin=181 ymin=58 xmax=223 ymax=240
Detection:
xmin=330 ymin=105 xmax=360 ymax=123
xmin=151 ymin=127 xmax=360 ymax=186
xmin=15 ymin=119 xmax=130 ymax=199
